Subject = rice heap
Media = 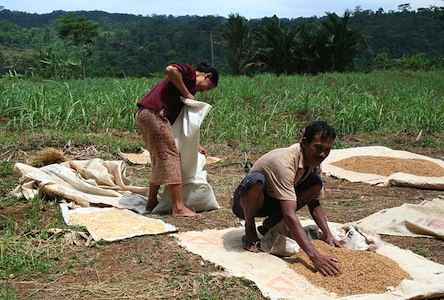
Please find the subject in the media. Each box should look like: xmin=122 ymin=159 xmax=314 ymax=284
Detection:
xmin=331 ymin=156 xmax=444 ymax=177
xmin=286 ymin=240 xmax=412 ymax=297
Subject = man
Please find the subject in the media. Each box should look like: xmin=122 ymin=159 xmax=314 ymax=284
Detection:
xmin=231 ymin=120 xmax=341 ymax=276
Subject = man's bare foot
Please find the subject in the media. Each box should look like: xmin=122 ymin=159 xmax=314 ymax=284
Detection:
xmin=173 ymin=207 xmax=203 ymax=217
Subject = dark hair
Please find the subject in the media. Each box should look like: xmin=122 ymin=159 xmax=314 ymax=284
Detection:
xmin=196 ymin=62 xmax=219 ymax=87
xmin=303 ymin=120 xmax=336 ymax=143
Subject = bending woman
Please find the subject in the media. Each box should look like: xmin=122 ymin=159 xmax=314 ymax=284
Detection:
xmin=135 ymin=62 xmax=219 ymax=217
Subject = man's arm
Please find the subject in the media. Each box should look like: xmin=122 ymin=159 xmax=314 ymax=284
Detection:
xmin=281 ymin=200 xmax=340 ymax=276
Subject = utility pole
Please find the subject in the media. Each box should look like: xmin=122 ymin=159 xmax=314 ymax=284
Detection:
xmin=210 ymin=32 xmax=215 ymax=67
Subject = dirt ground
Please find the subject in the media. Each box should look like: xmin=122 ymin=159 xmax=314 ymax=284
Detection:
xmin=2 ymin=136 xmax=444 ymax=299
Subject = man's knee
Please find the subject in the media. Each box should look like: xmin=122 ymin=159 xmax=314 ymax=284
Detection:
xmin=244 ymin=181 xmax=264 ymax=197
xmin=307 ymin=183 xmax=322 ymax=195
xmin=296 ymin=172 xmax=322 ymax=193
xmin=232 ymin=173 xmax=265 ymax=219
xmin=239 ymin=183 xmax=265 ymax=221
xmin=240 ymin=182 xmax=265 ymax=208
xmin=297 ymin=184 xmax=321 ymax=205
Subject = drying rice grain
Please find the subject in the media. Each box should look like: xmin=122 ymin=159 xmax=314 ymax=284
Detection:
xmin=69 ymin=209 xmax=167 ymax=240
xmin=286 ymin=240 xmax=412 ymax=297
xmin=331 ymin=156 xmax=444 ymax=177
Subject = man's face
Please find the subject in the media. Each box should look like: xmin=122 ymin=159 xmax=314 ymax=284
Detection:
xmin=301 ymin=133 xmax=334 ymax=167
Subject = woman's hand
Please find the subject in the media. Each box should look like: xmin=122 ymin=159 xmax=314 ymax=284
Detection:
xmin=198 ymin=145 xmax=209 ymax=157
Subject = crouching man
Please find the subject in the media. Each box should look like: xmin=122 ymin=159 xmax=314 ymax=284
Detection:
xmin=231 ymin=120 xmax=342 ymax=276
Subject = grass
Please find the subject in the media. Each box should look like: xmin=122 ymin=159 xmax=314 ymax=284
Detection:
xmin=1 ymin=70 xmax=443 ymax=152
xmin=0 ymin=195 xmax=70 ymax=281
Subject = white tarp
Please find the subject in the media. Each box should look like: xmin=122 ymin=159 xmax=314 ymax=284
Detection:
xmin=173 ymin=219 xmax=444 ymax=300
xmin=322 ymin=146 xmax=444 ymax=190
xmin=356 ymin=197 xmax=444 ymax=238
xmin=11 ymin=159 xmax=148 ymax=210
xmin=61 ymin=204 xmax=176 ymax=242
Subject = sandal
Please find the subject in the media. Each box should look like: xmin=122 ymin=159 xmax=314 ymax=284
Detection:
xmin=242 ymin=236 xmax=262 ymax=252
xmin=257 ymin=225 xmax=270 ymax=236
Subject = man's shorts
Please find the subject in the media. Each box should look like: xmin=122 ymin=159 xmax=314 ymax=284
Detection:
xmin=232 ymin=172 xmax=322 ymax=219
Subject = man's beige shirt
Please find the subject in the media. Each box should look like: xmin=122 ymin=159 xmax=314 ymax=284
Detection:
xmin=250 ymin=143 xmax=323 ymax=201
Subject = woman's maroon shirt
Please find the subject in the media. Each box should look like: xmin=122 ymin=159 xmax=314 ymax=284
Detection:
xmin=137 ymin=64 xmax=197 ymax=124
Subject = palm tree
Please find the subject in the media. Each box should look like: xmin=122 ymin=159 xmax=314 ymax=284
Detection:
xmin=218 ymin=13 xmax=252 ymax=75
xmin=248 ymin=16 xmax=298 ymax=75
xmin=319 ymin=10 xmax=367 ymax=72
xmin=294 ymin=22 xmax=324 ymax=74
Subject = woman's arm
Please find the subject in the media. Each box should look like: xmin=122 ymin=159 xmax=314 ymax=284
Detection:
xmin=165 ymin=65 xmax=194 ymax=99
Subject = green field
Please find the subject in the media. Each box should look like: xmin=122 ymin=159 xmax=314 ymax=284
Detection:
xmin=1 ymin=70 xmax=444 ymax=299
xmin=1 ymin=70 xmax=443 ymax=152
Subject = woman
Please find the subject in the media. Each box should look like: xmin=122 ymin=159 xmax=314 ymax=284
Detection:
xmin=135 ymin=62 xmax=219 ymax=217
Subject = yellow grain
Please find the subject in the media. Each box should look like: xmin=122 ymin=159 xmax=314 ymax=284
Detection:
xmin=69 ymin=209 xmax=167 ymax=240
xmin=286 ymin=240 xmax=412 ymax=297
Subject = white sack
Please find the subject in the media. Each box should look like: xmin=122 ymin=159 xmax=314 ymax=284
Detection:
xmin=11 ymin=159 xmax=148 ymax=208
xmin=334 ymin=223 xmax=381 ymax=251
xmin=261 ymin=219 xmax=381 ymax=257
xmin=260 ymin=220 xmax=301 ymax=256
xmin=153 ymin=98 xmax=220 ymax=213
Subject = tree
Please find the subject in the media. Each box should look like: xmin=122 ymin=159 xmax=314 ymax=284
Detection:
xmin=219 ymin=13 xmax=252 ymax=75
xmin=57 ymin=12 xmax=99 ymax=79
xmin=249 ymin=16 xmax=298 ymax=75
xmin=398 ymin=3 xmax=412 ymax=12
xmin=294 ymin=22 xmax=324 ymax=73
xmin=318 ymin=10 xmax=367 ymax=72
xmin=432 ymin=0 xmax=444 ymax=26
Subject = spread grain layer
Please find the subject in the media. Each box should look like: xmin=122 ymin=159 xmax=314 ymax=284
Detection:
xmin=331 ymin=156 xmax=444 ymax=177
xmin=69 ymin=209 xmax=167 ymax=239
xmin=286 ymin=240 xmax=412 ymax=297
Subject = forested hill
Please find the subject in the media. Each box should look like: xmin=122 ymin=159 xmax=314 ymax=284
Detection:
xmin=0 ymin=6 xmax=442 ymax=77
xmin=0 ymin=9 xmax=207 ymax=27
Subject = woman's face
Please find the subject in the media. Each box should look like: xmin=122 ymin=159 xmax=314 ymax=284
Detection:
xmin=195 ymin=73 xmax=215 ymax=92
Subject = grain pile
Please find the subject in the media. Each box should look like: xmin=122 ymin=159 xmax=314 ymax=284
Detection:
xmin=331 ymin=156 xmax=444 ymax=177
xmin=28 ymin=147 xmax=68 ymax=167
xmin=69 ymin=208 xmax=169 ymax=240
xmin=286 ymin=240 xmax=412 ymax=297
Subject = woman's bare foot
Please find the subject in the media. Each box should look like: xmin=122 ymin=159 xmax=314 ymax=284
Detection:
xmin=145 ymin=198 xmax=159 ymax=212
xmin=173 ymin=206 xmax=203 ymax=217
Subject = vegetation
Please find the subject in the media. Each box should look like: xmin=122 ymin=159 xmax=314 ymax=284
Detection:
xmin=1 ymin=3 xmax=443 ymax=299
xmin=56 ymin=12 xmax=100 ymax=79
xmin=0 ymin=5 xmax=443 ymax=77
xmin=1 ymin=71 xmax=443 ymax=151
xmin=0 ymin=70 xmax=443 ymax=298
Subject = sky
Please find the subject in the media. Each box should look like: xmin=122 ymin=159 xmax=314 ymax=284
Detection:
xmin=0 ymin=0 xmax=440 ymax=19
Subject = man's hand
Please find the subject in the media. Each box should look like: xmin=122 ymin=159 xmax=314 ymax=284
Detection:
xmin=311 ymin=252 xmax=340 ymax=276
xmin=281 ymin=201 xmax=341 ymax=276
xmin=325 ymin=235 xmax=343 ymax=248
